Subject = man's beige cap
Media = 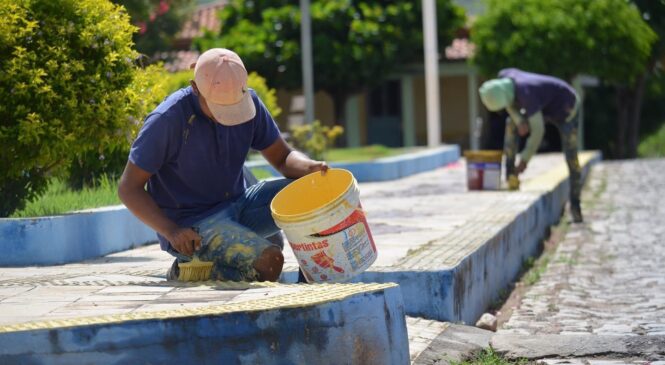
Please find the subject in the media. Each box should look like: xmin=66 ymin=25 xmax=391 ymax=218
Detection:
xmin=194 ymin=48 xmax=256 ymax=125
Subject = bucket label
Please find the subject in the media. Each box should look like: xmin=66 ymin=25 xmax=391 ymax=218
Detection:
xmin=288 ymin=207 xmax=377 ymax=283
xmin=467 ymin=162 xmax=501 ymax=190
xmin=341 ymin=222 xmax=374 ymax=270
xmin=468 ymin=162 xmax=501 ymax=170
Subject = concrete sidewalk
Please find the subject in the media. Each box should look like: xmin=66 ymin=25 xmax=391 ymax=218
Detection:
xmin=286 ymin=152 xmax=598 ymax=323
xmin=0 ymin=152 xmax=599 ymax=364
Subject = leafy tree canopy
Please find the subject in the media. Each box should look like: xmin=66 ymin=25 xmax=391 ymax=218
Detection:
xmin=471 ymin=0 xmax=656 ymax=83
xmin=112 ymin=0 xmax=195 ymax=55
xmin=196 ymin=0 xmax=465 ymax=120
xmin=633 ymin=0 xmax=665 ymax=66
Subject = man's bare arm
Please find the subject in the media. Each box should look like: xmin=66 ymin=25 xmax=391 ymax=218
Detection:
xmin=117 ymin=161 xmax=200 ymax=256
xmin=260 ymin=137 xmax=328 ymax=179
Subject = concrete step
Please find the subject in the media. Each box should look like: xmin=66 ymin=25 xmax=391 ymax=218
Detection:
xmin=0 ymin=280 xmax=408 ymax=364
xmin=280 ymin=151 xmax=600 ymax=324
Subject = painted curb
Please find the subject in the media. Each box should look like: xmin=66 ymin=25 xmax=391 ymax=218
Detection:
xmin=0 ymin=206 xmax=155 ymax=267
xmin=0 ymin=284 xmax=409 ymax=365
xmin=246 ymin=145 xmax=461 ymax=182
xmin=1 ymin=146 xmax=459 ymax=267
xmin=355 ymin=152 xmax=601 ymax=324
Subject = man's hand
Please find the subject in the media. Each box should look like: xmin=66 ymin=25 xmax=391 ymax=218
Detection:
xmin=261 ymin=137 xmax=331 ymax=179
xmin=515 ymin=160 xmax=528 ymax=174
xmin=308 ymin=160 xmax=329 ymax=175
xmin=517 ymin=122 xmax=530 ymax=137
xmin=167 ymin=227 xmax=202 ymax=257
xmin=119 ymin=161 xmax=204 ymax=257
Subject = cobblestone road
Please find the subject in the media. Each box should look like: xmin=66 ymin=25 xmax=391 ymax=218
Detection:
xmin=500 ymin=159 xmax=665 ymax=336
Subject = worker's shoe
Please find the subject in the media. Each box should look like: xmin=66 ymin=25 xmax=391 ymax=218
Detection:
xmin=571 ymin=203 xmax=584 ymax=223
xmin=166 ymin=258 xmax=180 ymax=281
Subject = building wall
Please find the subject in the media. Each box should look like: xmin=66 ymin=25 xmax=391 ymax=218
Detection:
xmin=274 ymin=70 xmax=477 ymax=149
xmin=412 ymin=74 xmax=472 ymax=148
xmin=275 ymin=89 xmax=368 ymax=146
xmin=441 ymin=75 xmax=471 ymax=148
xmin=274 ymin=89 xmax=336 ymax=131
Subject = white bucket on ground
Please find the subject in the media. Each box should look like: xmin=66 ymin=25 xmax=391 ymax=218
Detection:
xmin=270 ymin=169 xmax=377 ymax=283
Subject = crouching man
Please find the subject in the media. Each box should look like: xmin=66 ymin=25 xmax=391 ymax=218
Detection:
xmin=118 ymin=49 xmax=327 ymax=281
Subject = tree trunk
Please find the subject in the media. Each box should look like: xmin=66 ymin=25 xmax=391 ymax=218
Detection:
xmin=331 ymin=92 xmax=349 ymax=147
xmin=615 ymin=86 xmax=629 ymax=159
xmin=626 ymin=71 xmax=648 ymax=159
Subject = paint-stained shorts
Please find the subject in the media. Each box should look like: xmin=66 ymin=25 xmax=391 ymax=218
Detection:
xmin=165 ymin=178 xmax=292 ymax=281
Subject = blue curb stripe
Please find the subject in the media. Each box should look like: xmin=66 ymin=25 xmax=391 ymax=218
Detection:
xmin=0 ymin=206 xmax=155 ymax=266
xmin=246 ymin=145 xmax=461 ymax=182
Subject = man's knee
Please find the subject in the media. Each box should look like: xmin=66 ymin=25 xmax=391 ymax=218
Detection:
xmin=253 ymin=246 xmax=284 ymax=282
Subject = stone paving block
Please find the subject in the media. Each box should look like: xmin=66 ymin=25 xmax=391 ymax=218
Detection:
xmin=1 ymin=286 xmax=101 ymax=303
xmin=413 ymin=323 xmax=494 ymax=365
xmin=406 ymin=316 xmax=450 ymax=362
xmin=492 ymin=334 xmax=665 ymax=360
xmin=500 ymin=160 xmax=665 ymax=338
xmin=0 ymin=286 xmax=33 ymax=299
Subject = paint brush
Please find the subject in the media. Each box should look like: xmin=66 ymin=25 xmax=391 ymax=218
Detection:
xmin=177 ymin=256 xmax=213 ymax=281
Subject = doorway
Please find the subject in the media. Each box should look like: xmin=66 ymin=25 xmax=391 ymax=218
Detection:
xmin=367 ymin=80 xmax=403 ymax=147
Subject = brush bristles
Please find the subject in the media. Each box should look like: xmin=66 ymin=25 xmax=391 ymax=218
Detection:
xmin=178 ymin=259 xmax=213 ymax=281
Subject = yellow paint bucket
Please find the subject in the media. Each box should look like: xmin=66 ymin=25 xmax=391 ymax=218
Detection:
xmin=463 ymin=150 xmax=503 ymax=190
xmin=270 ymin=168 xmax=377 ymax=283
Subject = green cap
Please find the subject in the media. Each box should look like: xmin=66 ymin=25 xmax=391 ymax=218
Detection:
xmin=478 ymin=78 xmax=514 ymax=112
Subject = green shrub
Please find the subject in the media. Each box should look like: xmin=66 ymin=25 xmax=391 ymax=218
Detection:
xmin=247 ymin=71 xmax=282 ymax=119
xmin=67 ymin=63 xmax=170 ymax=188
xmin=111 ymin=0 xmax=196 ymax=55
xmin=289 ymin=121 xmax=344 ymax=161
xmin=162 ymin=69 xmax=194 ymax=93
xmin=0 ymin=0 xmax=140 ymax=216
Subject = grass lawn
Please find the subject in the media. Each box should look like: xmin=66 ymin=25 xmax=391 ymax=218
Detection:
xmin=326 ymin=145 xmax=422 ymax=162
xmin=247 ymin=144 xmax=421 ymax=163
xmin=248 ymin=144 xmax=422 ymax=179
xmin=250 ymin=168 xmax=274 ymax=180
xmin=638 ymin=122 xmax=665 ymax=157
xmin=10 ymin=176 xmax=120 ymax=218
xmin=9 ymin=145 xmax=420 ymax=217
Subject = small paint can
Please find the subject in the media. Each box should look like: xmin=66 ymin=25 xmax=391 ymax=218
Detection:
xmin=463 ymin=150 xmax=503 ymax=190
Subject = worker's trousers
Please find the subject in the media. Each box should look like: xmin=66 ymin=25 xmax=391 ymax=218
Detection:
xmin=504 ymin=113 xmax=582 ymax=208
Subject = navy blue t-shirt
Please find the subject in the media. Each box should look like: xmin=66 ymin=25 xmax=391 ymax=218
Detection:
xmin=499 ymin=68 xmax=577 ymax=122
xmin=129 ymin=87 xmax=279 ymax=230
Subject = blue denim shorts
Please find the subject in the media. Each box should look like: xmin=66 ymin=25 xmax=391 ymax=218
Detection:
xmin=165 ymin=178 xmax=292 ymax=281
